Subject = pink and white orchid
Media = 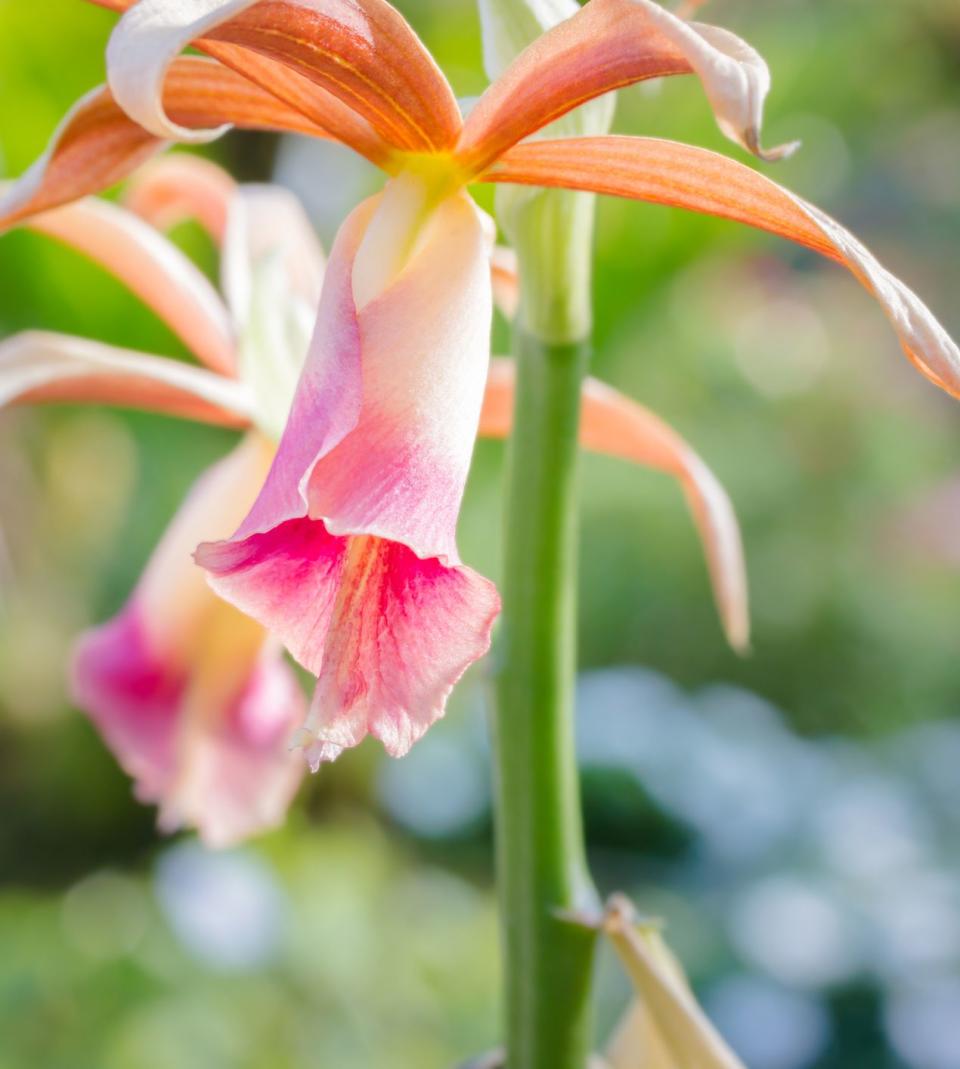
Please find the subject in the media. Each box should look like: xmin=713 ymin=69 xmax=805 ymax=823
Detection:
xmin=1 ymin=157 xmax=324 ymax=844
xmin=2 ymin=153 xmax=747 ymax=824
xmin=4 ymin=0 xmax=957 ymax=767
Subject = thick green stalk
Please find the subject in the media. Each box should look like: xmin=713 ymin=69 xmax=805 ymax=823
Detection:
xmin=494 ymin=192 xmax=600 ymax=1063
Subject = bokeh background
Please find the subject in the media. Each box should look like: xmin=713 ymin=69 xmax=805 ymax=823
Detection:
xmin=1 ymin=0 xmax=959 ymax=1066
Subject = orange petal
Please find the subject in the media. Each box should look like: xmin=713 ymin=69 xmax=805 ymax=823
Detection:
xmin=123 ymin=154 xmax=238 ymax=243
xmin=0 ymin=331 xmax=253 ymax=427
xmin=90 ymin=0 xmax=400 ymax=166
xmin=491 ymin=245 xmax=520 ymax=320
xmin=458 ymin=0 xmax=795 ymax=176
xmin=23 ymin=196 xmax=235 ymax=375
xmin=484 ymin=136 xmax=960 ymax=399
xmin=106 ymin=0 xmax=460 ymax=157
xmin=93 ymin=0 xmax=394 ymax=166
xmin=479 ymin=360 xmax=749 ymax=651
xmin=676 ymin=0 xmax=710 ymax=16
xmin=0 ymin=56 xmax=329 ymax=230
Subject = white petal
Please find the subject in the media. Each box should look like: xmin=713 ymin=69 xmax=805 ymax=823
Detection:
xmin=107 ymin=0 xmax=259 ymax=143
xmin=221 ymin=183 xmax=325 ymax=324
xmin=0 ymin=331 xmax=254 ymax=425
xmin=631 ymin=0 xmax=799 ymax=160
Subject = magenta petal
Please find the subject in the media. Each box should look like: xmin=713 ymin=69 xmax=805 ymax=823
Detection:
xmin=302 ymin=537 xmax=500 ymax=767
xmin=157 ymin=646 xmax=306 ymax=847
xmin=71 ymin=604 xmax=305 ymax=846
xmin=72 ymin=607 xmax=182 ymax=803
xmin=71 ymin=437 xmax=306 ymax=845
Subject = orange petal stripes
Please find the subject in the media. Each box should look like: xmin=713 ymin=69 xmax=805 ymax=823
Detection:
xmin=0 ymin=57 xmax=328 ymax=229
xmin=484 ymin=136 xmax=960 ymax=398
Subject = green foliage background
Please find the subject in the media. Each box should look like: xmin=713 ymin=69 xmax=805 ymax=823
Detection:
xmin=0 ymin=1 xmax=958 ymax=1067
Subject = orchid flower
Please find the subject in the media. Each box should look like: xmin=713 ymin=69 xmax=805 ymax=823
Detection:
xmin=2 ymin=154 xmax=747 ymax=820
xmin=3 ymin=0 xmax=956 ymax=766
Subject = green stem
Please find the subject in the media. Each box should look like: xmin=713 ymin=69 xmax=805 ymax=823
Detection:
xmin=494 ymin=327 xmax=599 ymax=1069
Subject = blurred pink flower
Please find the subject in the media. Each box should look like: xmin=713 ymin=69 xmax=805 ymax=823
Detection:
xmin=1 ymin=157 xmax=321 ymax=843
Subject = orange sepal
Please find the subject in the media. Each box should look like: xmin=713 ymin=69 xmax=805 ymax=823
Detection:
xmin=484 ymin=135 xmax=960 ymax=399
xmin=0 ymin=57 xmax=329 ymax=230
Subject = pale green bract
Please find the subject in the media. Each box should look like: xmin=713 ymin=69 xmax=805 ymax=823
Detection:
xmin=238 ymin=252 xmax=314 ymax=442
xmin=477 ymin=0 xmax=615 ymax=343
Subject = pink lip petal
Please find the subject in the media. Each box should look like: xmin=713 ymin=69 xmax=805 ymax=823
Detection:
xmin=156 ymin=639 xmax=307 ymax=847
xmin=305 ymin=191 xmax=493 ymax=563
xmin=72 ymin=607 xmax=184 ymax=806
xmin=123 ymin=153 xmax=239 ymax=244
xmin=197 ymin=516 xmax=348 ymax=674
xmin=301 ymin=536 xmax=499 ymax=767
xmin=24 ymin=196 xmax=235 ymax=375
xmin=0 ymin=330 xmax=253 ymax=426
xmin=198 ymin=190 xmax=497 ymax=764
xmin=73 ymin=602 xmax=306 ymax=847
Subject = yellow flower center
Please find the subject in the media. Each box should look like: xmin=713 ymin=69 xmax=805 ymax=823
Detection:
xmin=352 ymin=154 xmax=469 ymax=308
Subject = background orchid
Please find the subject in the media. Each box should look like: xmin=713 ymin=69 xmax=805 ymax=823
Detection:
xmin=0 ymin=1 xmax=958 ymax=1067
xmin=0 ymin=155 xmax=323 ymax=844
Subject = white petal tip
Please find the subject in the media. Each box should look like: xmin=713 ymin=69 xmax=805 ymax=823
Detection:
xmin=291 ymin=727 xmax=345 ymax=771
xmin=746 ymin=130 xmax=802 ymax=162
xmin=729 ymin=633 xmax=752 ymax=657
